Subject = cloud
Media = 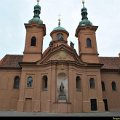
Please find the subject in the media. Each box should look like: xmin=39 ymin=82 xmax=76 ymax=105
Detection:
xmin=0 ymin=0 xmax=120 ymax=59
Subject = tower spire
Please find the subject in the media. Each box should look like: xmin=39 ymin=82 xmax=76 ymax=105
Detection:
xmin=75 ymin=0 xmax=93 ymax=37
xmin=29 ymin=0 xmax=43 ymax=24
xmin=78 ymin=0 xmax=92 ymax=26
xmin=82 ymin=0 xmax=85 ymax=8
xmin=81 ymin=0 xmax=88 ymax=20
xmin=37 ymin=0 xmax=39 ymax=5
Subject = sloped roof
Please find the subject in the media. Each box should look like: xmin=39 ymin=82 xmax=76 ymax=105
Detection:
xmin=99 ymin=57 xmax=120 ymax=69
xmin=0 ymin=54 xmax=120 ymax=70
xmin=0 ymin=55 xmax=23 ymax=69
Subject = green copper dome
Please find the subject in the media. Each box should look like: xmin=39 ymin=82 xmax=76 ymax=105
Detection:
xmin=34 ymin=4 xmax=41 ymax=10
xmin=53 ymin=26 xmax=67 ymax=31
xmin=50 ymin=19 xmax=69 ymax=36
xmin=29 ymin=2 xmax=43 ymax=25
xmin=29 ymin=18 xmax=43 ymax=25
xmin=79 ymin=19 xmax=92 ymax=26
xmin=52 ymin=19 xmax=68 ymax=33
xmin=79 ymin=2 xmax=92 ymax=26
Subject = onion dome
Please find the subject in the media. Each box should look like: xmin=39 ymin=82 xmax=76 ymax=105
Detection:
xmin=79 ymin=0 xmax=92 ymax=26
xmin=29 ymin=1 xmax=43 ymax=25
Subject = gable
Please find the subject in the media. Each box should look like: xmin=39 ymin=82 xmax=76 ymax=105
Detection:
xmin=38 ymin=45 xmax=82 ymax=64
xmin=47 ymin=50 xmax=75 ymax=61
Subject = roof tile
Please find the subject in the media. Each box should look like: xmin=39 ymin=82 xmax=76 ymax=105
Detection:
xmin=0 ymin=55 xmax=120 ymax=70
xmin=99 ymin=57 xmax=120 ymax=69
xmin=0 ymin=55 xmax=23 ymax=68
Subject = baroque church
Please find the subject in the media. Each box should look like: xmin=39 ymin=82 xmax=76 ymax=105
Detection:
xmin=0 ymin=1 xmax=120 ymax=113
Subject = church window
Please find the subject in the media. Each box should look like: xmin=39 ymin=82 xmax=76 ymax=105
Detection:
xmin=112 ymin=81 xmax=116 ymax=91
xmin=89 ymin=78 xmax=95 ymax=89
xmin=101 ymin=81 xmax=105 ymax=91
xmin=13 ymin=76 xmax=20 ymax=89
xmin=42 ymin=75 xmax=48 ymax=90
xmin=86 ymin=38 xmax=92 ymax=48
xmin=57 ymin=33 xmax=64 ymax=40
xmin=76 ymin=76 xmax=81 ymax=90
xmin=31 ymin=36 xmax=36 ymax=46
xmin=27 ymin=76 xmax=33 ymax=88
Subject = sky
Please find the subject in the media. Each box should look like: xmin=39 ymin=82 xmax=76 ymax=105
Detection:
xmin=0 ymin=0 xmax=120 ymax=59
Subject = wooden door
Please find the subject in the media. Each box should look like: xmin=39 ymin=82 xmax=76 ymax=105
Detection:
xmin=24 ymin=98 xmax=32 ymax=112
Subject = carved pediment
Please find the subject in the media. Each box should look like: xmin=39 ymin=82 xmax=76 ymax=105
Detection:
xmin=47 ymin=50 xmax=74 ymax=61
xmin=37 ymin=45 xmax=82 ymax=65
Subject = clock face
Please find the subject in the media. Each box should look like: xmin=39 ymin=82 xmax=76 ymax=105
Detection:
xmin=57 ymin=33 xmax=64 ymax=40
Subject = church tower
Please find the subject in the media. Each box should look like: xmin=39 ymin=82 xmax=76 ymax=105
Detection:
xmin=75 ymin=0 xmax=99 ymax=63
xmin=23 ymin=1 xmax=46 ymax=62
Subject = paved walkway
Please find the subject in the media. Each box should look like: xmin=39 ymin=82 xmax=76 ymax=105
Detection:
xmin=0 ymin=111 xmax=120 ymax=117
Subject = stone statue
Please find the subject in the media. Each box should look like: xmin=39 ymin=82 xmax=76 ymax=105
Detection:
xmin=27 ymin=77 xmax=33 ymax=87
xmin=58 ymin=82 xmax=66 ymax=100
xmin=60 ymin=82 xmax=64 ymax=94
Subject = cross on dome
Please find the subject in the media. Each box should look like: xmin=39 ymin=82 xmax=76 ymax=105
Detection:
xmin=82 ymin=0 xmax=85 ymax=7
xmin=58 ymin=14 xmax=61 ymax=27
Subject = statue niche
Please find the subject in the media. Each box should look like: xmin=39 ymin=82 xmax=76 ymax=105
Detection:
xmin=57 ymin=73 xmax=68 ymax=102
xmin=58 ymin=82 xmax=67 ymax=101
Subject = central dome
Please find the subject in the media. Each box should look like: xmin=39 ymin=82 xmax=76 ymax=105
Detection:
xmin=51 ymin=25 xmax=69 ymax=36
xmin=50 ymin=19 xmax=69 ymax=37
xmin=53 ymin=26 xmax=67 ymax=31
xmin=51 ymin=18 xmax=69 ymax=34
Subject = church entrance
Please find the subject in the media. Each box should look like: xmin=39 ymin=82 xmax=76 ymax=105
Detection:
xmin=103 ymin=99 xmax=108 ymax=111
xmin=24 ymin=98 xmax=32 ymax=112
xmin=90 ymin=99 xmax=97 ymax=111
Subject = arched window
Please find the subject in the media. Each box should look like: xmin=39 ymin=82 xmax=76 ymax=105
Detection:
xmin=86 ymin=38 xmax=92 ymax=48
xmin=27 ymin=76 xmax=33 ymax=88
xmin=13 ymin=76 xmax=20 ymax=89
xmin=31 ymin=36 xmax=36 ymax=46
xmin=112 ymin=81 xmax=116 ymax=91
xmin=76 ymin=76 xmax=81 ymax=90
xmin=101 ymin=81 xmax=105 ymax=91
xmin=89 ymin=78 xmax=95 ymax=89
xmin=42 ymin=75 xmax=48 ymax=90
xmin=57 ymin=33 xmax=64 ymax=40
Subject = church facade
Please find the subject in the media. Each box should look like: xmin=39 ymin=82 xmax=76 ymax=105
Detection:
xmin=0 ymin=1 xmax=120 ymax=113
